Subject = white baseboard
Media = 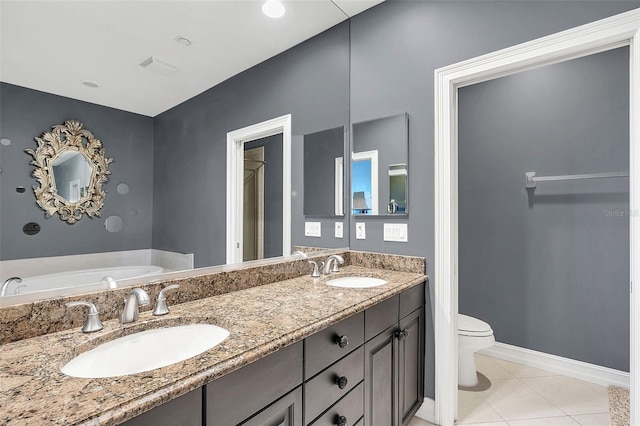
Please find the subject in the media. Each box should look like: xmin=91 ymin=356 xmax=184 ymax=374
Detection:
xmin=414 ymin=397 xmax=435 ymax=424
xmin=479 ymin=342 xmax=630 ymax=388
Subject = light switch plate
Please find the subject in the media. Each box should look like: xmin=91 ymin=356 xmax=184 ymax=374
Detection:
xmin=305 ymin=221 xmax=321 ymax=237
xmin=355 ymin=222 xmax=366 ymax=240
xmin=335 ymin=222 xmax=343 ymax=239
xmin=383 ymin=223 xmax=408 ymax=242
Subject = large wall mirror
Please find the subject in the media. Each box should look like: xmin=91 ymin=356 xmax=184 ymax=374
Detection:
xmin=303 ymin=126 xmax=345 ymax=217
xmin=0 ymin=12 xmax=350 ymax=307
xmin=351 ymin=113 xmax=409 ymax=216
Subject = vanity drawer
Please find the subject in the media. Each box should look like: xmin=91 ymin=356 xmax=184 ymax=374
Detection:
xmin=206 ymin=341 xmax=303 ymax=426
xmin=309 ymin=382 xmax=364 ymax=426
xmin=304 ymin=312 xmax=364 ymax=378
xmin=365 ymin=295 xmax=399 ymax=341
xmin=305 ymin=346 xmax=364 ymax=422
xmin=399 ymin=282 xmax=425 ymax=319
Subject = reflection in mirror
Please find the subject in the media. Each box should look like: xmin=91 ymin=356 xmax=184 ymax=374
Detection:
xmin=303 ymin=126 xmax=345 ymax=216
xmin=388 ymin=163 xmax=407 ymax=214
xmin=116 ymin=183 xmax=130 ymax=195
xmin=243 ymin=134 xmax=283 ymax=261
xmin=22 ymin=222 xmax=41 ymax=236
xmin=25 ymin=120 xmax=112 ymax=224
xmin=51 ymin=151 xmax=93 ymax=203
xmin=104 ymin=215 xmax=124 ymax=233
xmin=352 ymin=150 xmax=378 ymax=215
xmin=351 ymin=113 xmax=408 ymax=216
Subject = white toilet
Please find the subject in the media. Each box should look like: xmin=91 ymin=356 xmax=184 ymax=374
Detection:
xmin=458 ymin=314 xmax=495 ymax=387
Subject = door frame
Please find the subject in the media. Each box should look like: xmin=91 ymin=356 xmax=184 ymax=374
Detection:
xmin=433 ymin=9 xmax=640 ymax=425
xmin=226 ymin=114 xmax=291 ymax=264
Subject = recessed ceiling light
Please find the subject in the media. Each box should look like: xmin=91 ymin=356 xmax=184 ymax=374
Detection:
xmin=81 ymin=80 xmax=99 ymax=88
xmin=262 ymin=0 xmax=285 ymax=18
xmin=140 ymin=56 xmax=179 ymax=76
xmin=175 ymin=36 xmax=192 ymax=47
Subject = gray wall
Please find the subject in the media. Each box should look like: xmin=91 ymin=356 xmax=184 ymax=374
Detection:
xmin=458 ymin=47 xmax=630 ymax=371
xmin=304 ymin=126 xmax=344 ymax=217
xmin=348 ymin=0 xmax=639 ymax=397
xmin=0 ymin=83 xmax=154 ymax=261
xmin=245 ymin=134 xmax=284 ymax=259
xmin=152 ymin=22 xmax=350 ymax=267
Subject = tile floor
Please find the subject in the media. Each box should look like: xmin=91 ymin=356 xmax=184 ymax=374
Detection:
xmin=407 ymin=353 xmax=611 ymax=426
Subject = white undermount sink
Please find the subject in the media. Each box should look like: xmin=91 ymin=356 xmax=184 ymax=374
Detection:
xmin=325 ymin=276 xmax=388 ymax=288
xmin=61 ymin=324 xmax=230 ymax=378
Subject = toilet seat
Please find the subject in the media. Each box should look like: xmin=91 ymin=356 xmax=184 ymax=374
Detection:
xmin=458 ymin=314 xmax=493 ymax=337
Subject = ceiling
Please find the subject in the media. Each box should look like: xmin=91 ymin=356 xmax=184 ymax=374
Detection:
xmin=0 ymin=0 xmax=382 ymax=117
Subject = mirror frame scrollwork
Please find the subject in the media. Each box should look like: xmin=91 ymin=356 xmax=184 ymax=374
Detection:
xmin=25 ymin=120 xmax=113 ymax=224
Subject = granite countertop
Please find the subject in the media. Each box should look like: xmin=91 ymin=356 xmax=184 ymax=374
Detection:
xmin=0 ymin=265 xmax=426 ymax=425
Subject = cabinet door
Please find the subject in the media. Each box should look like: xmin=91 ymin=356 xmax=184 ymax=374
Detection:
xmin=121 ymin=388 xmax=202 ymax=426
xmin=241 ymin=386 xmax=302 ymax=426
xmin=363 ymin=326 xmax=398 ymax=426
xmin=206 ymin=342 xmax=303 ymax=426
xmin=398 ymin=308 xmax=424 ymax=426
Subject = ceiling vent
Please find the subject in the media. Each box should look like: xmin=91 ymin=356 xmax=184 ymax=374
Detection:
xmin=140 ymin=56 xmax=179 ymax=76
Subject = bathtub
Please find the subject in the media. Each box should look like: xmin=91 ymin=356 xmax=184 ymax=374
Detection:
xmin=1 ymin=265 xmax=164 ymax=304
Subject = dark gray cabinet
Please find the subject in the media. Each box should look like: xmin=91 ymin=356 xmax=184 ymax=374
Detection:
xmin=364 ymin=283 xmax=425 ymax=426
xmin=121 ymin=388 xmax=202 ymax=426
xmin=206 ymin=341 xmax=303 ymax=426
xmin=398 ymin=308 xmax=425 ymax=425
xmin=241 ymin=387 xmax=303 ymax=426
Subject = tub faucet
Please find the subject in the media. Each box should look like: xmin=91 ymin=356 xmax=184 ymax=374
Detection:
xmin=120 ymin=288 xmax=150 ymax=324
xmin=1 ymin=277 xmax=22 ymax=297
xmin=323 ymin=255 xmax=344 ymax=275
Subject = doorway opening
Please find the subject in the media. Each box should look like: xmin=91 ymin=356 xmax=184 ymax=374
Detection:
xmin=226 ymin=114 xmax=291 ymax=265
xmin=243 ymin=146 xmax=265 ymax=261
xmin=433 ymin=9 xmax=640 ymax=425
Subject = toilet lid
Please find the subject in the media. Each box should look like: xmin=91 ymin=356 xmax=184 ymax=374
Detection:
xmin=458 ymin=314 xmax=492 ymax=335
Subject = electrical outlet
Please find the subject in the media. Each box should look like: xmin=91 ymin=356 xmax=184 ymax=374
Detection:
xmin=335 ymin=222 xmax=343 ymax=239
xmin=356 ymin=222 xmax=366 ymax=240
xmin=305 ymin=221 xmax=321 ymax=237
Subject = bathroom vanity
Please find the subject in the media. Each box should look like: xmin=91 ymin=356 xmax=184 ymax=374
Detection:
xmin=123 ymin=284 xmax=424 ymax=426
xmin=0 ymin=252 xmax=427 ymax=426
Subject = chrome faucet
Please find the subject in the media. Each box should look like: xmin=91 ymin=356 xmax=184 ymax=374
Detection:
xmin=120 ymin=288 xmax=150 ymax=324
xmin=66 ymin=301 xmax=104 ymax=333
xmin=323 ymin=255 xmax=344 ymax=275
xmin=152 ymin=284 xmax=180 ymax=316
xmin=308 ymin=261 xmax=321 ymax=278
xmin=1 ymin=277 xmax=22 ymax=297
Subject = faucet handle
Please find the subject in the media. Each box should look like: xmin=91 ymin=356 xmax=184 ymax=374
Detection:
xmin=308 ymin=261 xmax=321 ymax=278
xmin=153 ymin=284 xmax=180 ymax=316
xmin=66 ymin=301 xmax=104 ymax=333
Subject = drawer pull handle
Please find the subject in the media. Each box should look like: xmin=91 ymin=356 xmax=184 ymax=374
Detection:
xmin=335 ymin=415 xmax=347 ymax=426
xmin=336 ymin=335 xmax=349 ymax=348
xmin=395 ymin=329 xmax=409 ymax=341
xmin=335 ymin=375 xmax=348 ymax=389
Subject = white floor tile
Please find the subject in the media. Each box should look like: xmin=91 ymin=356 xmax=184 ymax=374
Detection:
xmin=458 ymin=401 xmax=504 ymax=424
xmin=522 ymin=376 xmax=609 ymax=416
xmin=491 ymin=357 xmax=558 ymax=379
xmin=571 ymin=413 xmax=612 ymax=426
xmin=484 ymin=379 xmax=566 ymax=420
xmin=454 ymin=354 xmax=613 ymax=426
xmin=475 ymin=354 xmax=516 ymax=381
xmin=408 ymin=416 xmax=437 ymax=426
xmin=508 ymin=417 xmax=581 ymax=426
